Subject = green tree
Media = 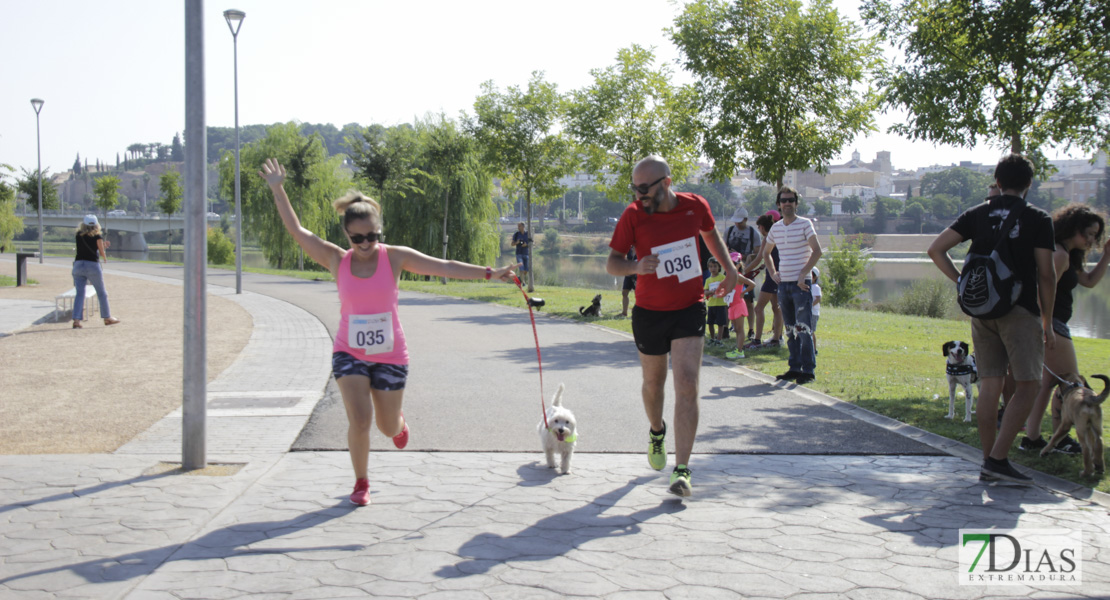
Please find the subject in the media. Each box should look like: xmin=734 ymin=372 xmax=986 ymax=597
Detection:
xmin=745 ymin=186 xmax=774 ymax=215
xmin=565 ymin=44 xmax=699 ymax=204
xmin=0 ymin=165 xmax=24 ymax=251
xmin=671 ymin=0 xmax=882 ymax=187
xmin=674 ymin=181 xmax=729 ymax=216
xmin=862 ymin=0 xmax=1110 ymax=177
xmin=870 ymin=196 xmax=901 ymax=232
xmin=927 ymin=193 xmax=961 ymax=220
xmin=812 ymin=198 xmax=832 ymax=217
xmin=346 ymin=123 xmax=422 ymax=202
xmin=919 ymin=167 xmax=994 ymax=211
xmin=841 ymin=195 xmax=863 ymax=215
xmin=541 ymin=229 xmax=560 ymax=254
xmin=158 ymin=170 xmax=183 ymax=253
xmin=218 ymin=122 xmax=350 ymax=269
xmin=469 ymin=72 xmax=576 ymax=291
xmin=17 ymin=168 xmax=59 ymax=213
xmin=382 ymin=115 xmax=500 ymax=282
xmin=171 ymin=132 xmax=184 ymax=162
xmin=207 ymin=227 xmax=234 ymax=265
xmin=903 ymin=200 xmax=926 ymax=232
xmin=93 ymin=176 xmax=121 ymax=217
xmin=824 ymin=234 xmax=871 ymax=307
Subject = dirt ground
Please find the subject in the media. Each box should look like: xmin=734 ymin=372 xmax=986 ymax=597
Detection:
xmin=0 ymin=262 xmax=252 ymax=454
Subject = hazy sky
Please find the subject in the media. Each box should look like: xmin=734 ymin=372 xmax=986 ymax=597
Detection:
xmin=0 ymin=0 xmax=1088 ymax=182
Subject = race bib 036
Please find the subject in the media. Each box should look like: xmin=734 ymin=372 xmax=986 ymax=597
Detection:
xmin=652 ymin=237 xmax=701 ymax=282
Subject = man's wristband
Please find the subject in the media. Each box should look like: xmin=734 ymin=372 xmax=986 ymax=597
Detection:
xmin=485 ymin=267 xmax=492 ymax=280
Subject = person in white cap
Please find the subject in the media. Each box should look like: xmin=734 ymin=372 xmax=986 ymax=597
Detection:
xmin=71 ymin=215 xmax=121 ymax=328
xmin=725 ymin=207 xmax=760 ymax=339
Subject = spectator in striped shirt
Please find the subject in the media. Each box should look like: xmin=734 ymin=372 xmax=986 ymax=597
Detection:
xmin=763 ymin=186 xmax=823 ymax=384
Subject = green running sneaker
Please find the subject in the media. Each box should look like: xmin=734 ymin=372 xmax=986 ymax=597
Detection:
xmin=669 ymin=465 xmax=692 ymax=497
xmin=648 ymin=424 xmax=667 ymax=471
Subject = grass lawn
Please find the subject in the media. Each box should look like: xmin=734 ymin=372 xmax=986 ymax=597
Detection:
xmin=399 ymin=278 xmax=1110 ymax=494
xmin=0 ymin=274 xmax=37 ymax=287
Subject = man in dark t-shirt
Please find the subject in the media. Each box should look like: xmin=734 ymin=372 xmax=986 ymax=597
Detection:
xmin=928 ymin=153 xmax=1056 ymax=486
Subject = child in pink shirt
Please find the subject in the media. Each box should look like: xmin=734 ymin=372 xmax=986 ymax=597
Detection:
xmin=726 ymin=252 xmax=748 ymax=360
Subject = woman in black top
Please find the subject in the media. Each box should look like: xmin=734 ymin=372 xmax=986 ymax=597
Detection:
xmin=72 ymin=215 xmax=121 ymax=328
xmin=1023 ymin=204 xmax=1109 ymax=452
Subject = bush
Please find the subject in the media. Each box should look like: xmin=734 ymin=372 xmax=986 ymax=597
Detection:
xmin=850 ymin=217 xmax=866 ymax=233
xmin=571 ymin=240 xmax=590 ymax=255
xmin=824 ymin=235 xmax=871 ymax=307
xmin=207 ymin=227 xmax=235 ymax=265
xmin=888 ymin=277 xmax=957 ymax=319
xmin=541 ymin=229 xmax=560 ymax=254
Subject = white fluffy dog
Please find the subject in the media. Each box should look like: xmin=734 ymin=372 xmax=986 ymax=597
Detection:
xmin=537 ymin=383 xmax=577 ymax=474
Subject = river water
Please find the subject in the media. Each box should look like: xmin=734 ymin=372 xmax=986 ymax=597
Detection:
xmin=109 ymin=247 xmax=1110 ymax=340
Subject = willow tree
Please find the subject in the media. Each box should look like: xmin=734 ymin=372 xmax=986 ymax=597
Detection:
xmin=863 ymin=0 xmax=1110 ymax=177
xmin=380 ymin=115 xmax=499 ymax=282
xmin=0 ymin=165 xmax=24 ymax=250
xmin=469 ymin=72 xmax=576 ymax=291
xmin=218 ymin=122 xmax=350 ymax=270
xmin=346 ymin=123 xmax=423 ymax=202
xmin=566 ymin=44 xmax=699 ymax=204
xmin=672 ymin=0 xmax=882 ymax=187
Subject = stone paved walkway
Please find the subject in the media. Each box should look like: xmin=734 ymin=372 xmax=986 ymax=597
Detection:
xmin=1 ymin=257 xmax=1108 ymax=598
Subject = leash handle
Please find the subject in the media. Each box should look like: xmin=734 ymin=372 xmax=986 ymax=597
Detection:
xmin=513 ymin=275 xmax=548 ymax=429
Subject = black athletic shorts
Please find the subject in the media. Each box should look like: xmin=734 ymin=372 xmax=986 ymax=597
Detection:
xmin=631 ymin=302 xmax=706 ymax=356
xmin=622 ymin=274 xmax=637 ymax=291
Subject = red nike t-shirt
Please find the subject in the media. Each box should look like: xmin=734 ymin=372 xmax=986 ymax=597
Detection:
xmin=609 ymin=192 xmax=715 ymax=311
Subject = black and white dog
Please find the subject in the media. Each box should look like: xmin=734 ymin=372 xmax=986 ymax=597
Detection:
xmin=942 ymin=341 xmax=979 ymax=422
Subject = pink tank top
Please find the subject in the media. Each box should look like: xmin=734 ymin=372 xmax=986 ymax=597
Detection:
xmin=334 ymin=244 xmax=408 ymax=365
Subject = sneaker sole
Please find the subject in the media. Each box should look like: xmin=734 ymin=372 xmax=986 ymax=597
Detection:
xmin=668 ymin=479 xmax=692 ymax=497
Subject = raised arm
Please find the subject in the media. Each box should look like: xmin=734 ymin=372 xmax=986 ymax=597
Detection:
xmin=391 ymin=245 xmax=518 ymax=282
xmin=1078 ymin=237 xmax=1110 ymax=288
xmin=259 ymin=158 xmax=345 ymax=275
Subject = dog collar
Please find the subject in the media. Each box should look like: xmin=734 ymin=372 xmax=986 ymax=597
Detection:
xmin=549 ymin=428 xmax=577 ymax=443
xmin=946 ymin=363 xmax=976 ymax=376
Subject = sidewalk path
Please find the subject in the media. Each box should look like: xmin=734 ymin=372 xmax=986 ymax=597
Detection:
xmin=1 ymin=257 xmax=1108 ymax=598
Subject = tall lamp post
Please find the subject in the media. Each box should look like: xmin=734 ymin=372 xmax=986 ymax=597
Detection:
xmin=224 ymin=9 xmax=245 ymax=294
xmin=30 ymin=98 xmax=44 ymax=263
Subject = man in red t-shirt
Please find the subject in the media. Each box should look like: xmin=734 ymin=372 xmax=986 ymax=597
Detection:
xmin=607 ymin=155 xmax=748 ymax=498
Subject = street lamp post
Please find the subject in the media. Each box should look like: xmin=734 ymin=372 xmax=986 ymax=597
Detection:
xmin=224 ymin=9 xmax=245 ymax=294
xmin=30 ymin=98 xmax=44 ymax=263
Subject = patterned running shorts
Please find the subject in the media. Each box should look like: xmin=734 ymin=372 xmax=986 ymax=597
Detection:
xmin=332 ymin=352 xmax=409 ymax=390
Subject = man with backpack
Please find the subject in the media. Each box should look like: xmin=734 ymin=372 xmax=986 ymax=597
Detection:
xmin=927 ymin=153 xmax=1056 ymax=485
xmin=726 ymin=208 xmax=761 ymax=338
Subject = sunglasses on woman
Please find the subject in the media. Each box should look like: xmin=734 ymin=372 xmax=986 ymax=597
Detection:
xmin=347 ymin=231 xmax=381 ymax=244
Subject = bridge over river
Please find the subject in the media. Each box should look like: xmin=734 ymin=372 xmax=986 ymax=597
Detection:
xmin=28 ymin=213 xmax=221 ymax=251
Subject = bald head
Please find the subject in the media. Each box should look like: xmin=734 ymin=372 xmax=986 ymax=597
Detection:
xmin=633 ymin=155 xmax=671 ymax=179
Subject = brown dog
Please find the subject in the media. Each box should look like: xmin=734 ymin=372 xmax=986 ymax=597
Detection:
xmin=1040 ymin=373 xmax=1107 ymax=478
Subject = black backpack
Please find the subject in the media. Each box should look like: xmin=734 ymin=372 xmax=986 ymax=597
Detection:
xmin=957 ymin=201 xmax=1026 ymax=320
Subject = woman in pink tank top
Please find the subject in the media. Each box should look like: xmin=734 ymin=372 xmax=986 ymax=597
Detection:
xmin=260 ymin=159 xmax=519 ymax=507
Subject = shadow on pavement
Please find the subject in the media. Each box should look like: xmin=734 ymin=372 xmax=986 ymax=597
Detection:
xmin=433 ymin=476 xmax=680 ymax=578
xmin=0 ymin=471 xmax=175 ymax=515
xmin=0 ymin=503 xmax=361 ymax=587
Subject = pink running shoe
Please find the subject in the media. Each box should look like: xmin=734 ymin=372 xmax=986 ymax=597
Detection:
xmin=393 ymin=414 xmax=409 ymax=449
xmin=349 ymin=478 xmax=370 ymax=506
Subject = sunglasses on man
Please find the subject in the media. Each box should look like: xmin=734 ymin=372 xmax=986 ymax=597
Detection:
xmin=347 ymin=231 xmax=381 ymax=244
xmin=629 ymin=175 xmax=667 ymax=196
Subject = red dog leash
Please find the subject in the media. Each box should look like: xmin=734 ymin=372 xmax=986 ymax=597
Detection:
xmin=512 ymin=275 xmax=548 ymax=429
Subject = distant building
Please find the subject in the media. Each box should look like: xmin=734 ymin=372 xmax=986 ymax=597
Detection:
xmin=786 ymin=150 xmax=894 ymax=197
